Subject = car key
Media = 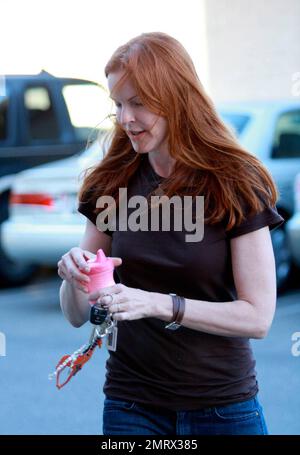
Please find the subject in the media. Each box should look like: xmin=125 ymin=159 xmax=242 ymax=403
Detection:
xmin=90 ymin=305 xmax=107 ymax=325
xmin=90 ymin=305 xmax=118 ymax=351
xmin=88 ymin=305 xmax=107 ymax=343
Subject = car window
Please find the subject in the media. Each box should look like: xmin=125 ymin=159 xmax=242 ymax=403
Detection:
xmin=0 ymin=76 xmax=8 ymax=141
xmin=24 ymin=86 xmax=60 ymax=142
xmin=272 ymin=110 xmax=300 ymax=158
xmin=0 ymin=96 xmax=8 ymax=141
xmin=219 ymin=112 xmax=251 ymax=137
xmin=62 ymin=83 xmax=112 ymax=142
xmin=0 ymin=75 xmax=5 ymax=97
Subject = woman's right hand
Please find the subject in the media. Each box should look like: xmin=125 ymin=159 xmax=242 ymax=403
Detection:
xmin=57 ymin=247 xmax=95 ymax=293
xmin=57 ymin=247 xmax=122 ymax=294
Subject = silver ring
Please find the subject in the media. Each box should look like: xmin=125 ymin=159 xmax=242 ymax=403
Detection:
xmin=97 ymin=293 xmax=114 ymax=307
xmin=104 ymin=294 xmax=114 ymax=305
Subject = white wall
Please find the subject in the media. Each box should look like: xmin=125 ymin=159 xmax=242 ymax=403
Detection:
xmin=204 ymin=0 xmax=300 ymax=101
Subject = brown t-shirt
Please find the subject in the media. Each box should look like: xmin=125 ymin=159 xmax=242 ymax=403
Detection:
xmin=78 ymin=154 xmax=284 ymax=411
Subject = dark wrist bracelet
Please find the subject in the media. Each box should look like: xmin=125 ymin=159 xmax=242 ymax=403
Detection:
xmin=165 ymin=293 xmax=186 ymax=330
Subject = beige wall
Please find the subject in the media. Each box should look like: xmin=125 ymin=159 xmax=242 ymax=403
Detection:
xmin=204 ymin=0 xmax=300 ymax=102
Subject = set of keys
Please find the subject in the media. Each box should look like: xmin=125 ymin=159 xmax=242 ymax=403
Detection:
xmin=89 ymin=304 xmax=118 ymax=352
xmin=49 ymin=305 xmax=118 ymax=389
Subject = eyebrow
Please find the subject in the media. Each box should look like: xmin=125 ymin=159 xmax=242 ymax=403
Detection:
xmin=110 ymin=95 xmax=139 ymax=102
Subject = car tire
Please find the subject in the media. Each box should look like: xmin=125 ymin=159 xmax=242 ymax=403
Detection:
xmin=271 ymin=226 xmax=293 ymax=293
xmin=0 ymin=240 xmax=39 ymax=287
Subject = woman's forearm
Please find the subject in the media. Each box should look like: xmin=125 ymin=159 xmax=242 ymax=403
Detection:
xmin=59 ymin=280 xmax=90 ymax=328
xmin=152 ymin=292 xmax=268 ymax=339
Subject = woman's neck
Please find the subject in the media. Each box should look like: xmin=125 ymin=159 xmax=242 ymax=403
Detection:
xmin=147 ymin=152 xmax=175 ymax=178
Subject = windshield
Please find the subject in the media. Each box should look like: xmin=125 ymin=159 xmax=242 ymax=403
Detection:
xmin=62 ymin=82 xmax=113 ymax=142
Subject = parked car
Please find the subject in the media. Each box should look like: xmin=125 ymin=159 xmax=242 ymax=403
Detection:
xmin=1 ymin=140 xmax=102 ymax=272
xmin=286 ymin=173 xmax=300 ymax=268
xmin=0 ymin=70 xmax=109 ymax=285
xmin=2 ymin=100 xmax=300 ymax=290
xmin=219 ymin=100 xmax=300 ymax=291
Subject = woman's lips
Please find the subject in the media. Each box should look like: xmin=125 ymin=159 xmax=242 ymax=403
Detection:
xmin=128 ymin=131 xmax=146 ymax=140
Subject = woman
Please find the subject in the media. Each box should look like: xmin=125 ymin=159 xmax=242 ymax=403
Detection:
xmin=58 ymin=32 xmax=284 ymax=435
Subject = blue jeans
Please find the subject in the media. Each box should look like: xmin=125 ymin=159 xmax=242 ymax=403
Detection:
xmin=103 ymin=395 xmax=268 ymax=435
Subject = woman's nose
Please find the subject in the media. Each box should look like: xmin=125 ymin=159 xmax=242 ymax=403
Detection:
xmin=118 ymin=105 xmax=135 ymax=125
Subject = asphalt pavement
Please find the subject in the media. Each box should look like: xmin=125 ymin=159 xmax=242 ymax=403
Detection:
xmin=0 ymin=269 xmax=299 ymax=435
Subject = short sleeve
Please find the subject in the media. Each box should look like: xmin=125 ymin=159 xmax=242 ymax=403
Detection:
xmin=226 ymin=204 xmax=284 ymax=239
xmin=78 ymin=199 xmax=113 ymax=237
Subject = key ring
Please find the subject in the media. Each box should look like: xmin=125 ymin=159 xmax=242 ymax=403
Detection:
xmin=49 ymin=299 xmax=116 ymax=389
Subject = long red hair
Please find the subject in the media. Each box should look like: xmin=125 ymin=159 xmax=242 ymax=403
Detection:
xmin=79 ymin=32 xmax=278 ymax=230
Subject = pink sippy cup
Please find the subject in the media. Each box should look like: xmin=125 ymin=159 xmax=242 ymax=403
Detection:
xmin=86 ymin=249 xmax=115 ymax=304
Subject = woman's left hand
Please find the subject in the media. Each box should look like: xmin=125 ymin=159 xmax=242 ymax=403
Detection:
xmin=89 ymin=284 xmax=155 ymax=321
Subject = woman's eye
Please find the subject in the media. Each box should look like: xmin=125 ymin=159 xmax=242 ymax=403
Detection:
xmin=114 ymin=100 xmax=143 ymax=108
xmin=133 ymin=101 xmax=143 ymax=107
